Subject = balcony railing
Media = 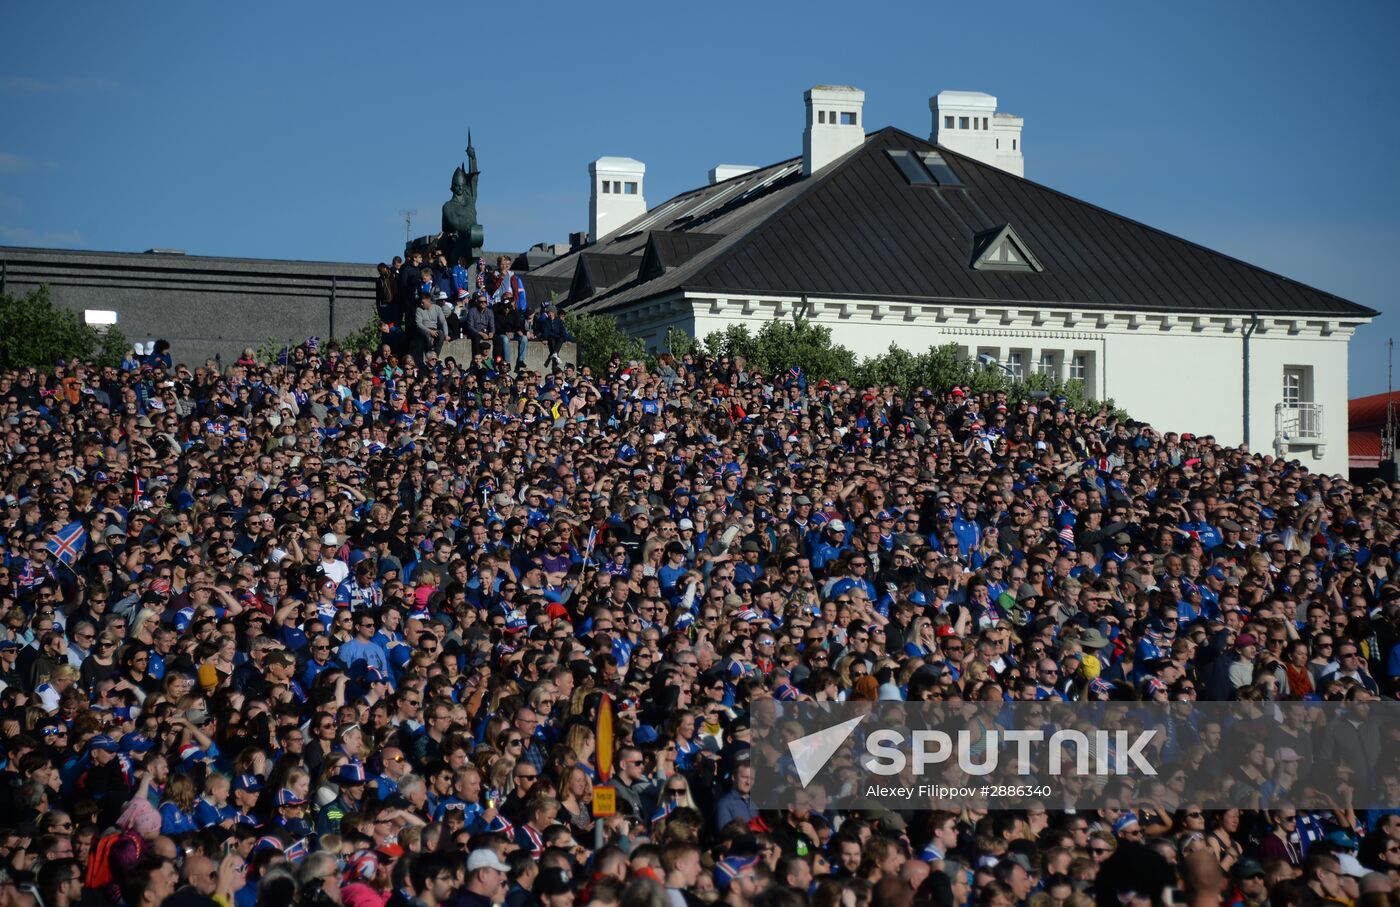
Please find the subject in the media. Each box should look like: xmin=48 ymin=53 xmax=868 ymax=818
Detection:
xmin=1276 ymin=402 xmax=1324 ymax=443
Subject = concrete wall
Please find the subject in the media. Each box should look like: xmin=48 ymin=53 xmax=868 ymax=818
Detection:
xmin=642 ymin=294 xmax=1365 ymax=475
xmin=0 ymin=246 xmax=377 ymax=368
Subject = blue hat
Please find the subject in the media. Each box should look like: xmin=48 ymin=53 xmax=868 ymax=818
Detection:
xmin=633 ymin=725 xmax=660 ymax=746
xmin=1112 ymin=813 xmax=1140 ymax=835
xmin=276 ymin=789 xmax=307 ymax=807
xmin=1260 ymin=507 xmax=1277 ymax=520
xmin=1205 ymin=567 xmax=1227 ymax=581
xmin=366 ymin=667 xmax=393 ymax=687
xmin=120 ymin=732 xmax=157 ymax=754
xmin=89 ymin=734 xmax=119 ymax=753
xmin=338 ymin=763 xmax=368 ymax=785
xmin=714 ymin=855 xmax=760 ymax=889
xmin=0 ymin=640 xmax=19 ymax=651
xmin=234 ymin=774 xmax=264 ymax=792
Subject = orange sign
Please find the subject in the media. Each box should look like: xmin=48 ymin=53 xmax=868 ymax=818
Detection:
xmin=596 ymin=694 xmax=614 ymax=782
xmin=591 ymin=785 xmax=617 ymax=817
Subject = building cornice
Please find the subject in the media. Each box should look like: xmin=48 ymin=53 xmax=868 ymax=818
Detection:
xmin=663 ymin=293 xmax=1363 ymax=341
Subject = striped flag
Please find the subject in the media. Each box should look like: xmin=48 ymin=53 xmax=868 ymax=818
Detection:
xmin=285 ymin=838 xmax=310 ymax=863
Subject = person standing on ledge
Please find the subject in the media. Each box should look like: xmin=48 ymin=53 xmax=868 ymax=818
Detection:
xmin=412 ymin=289 xmax=449 ymax=367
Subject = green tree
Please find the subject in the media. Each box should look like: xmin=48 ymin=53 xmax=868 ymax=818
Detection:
xmin=0 ymin=285 xmax=127 ymax=369
xmin=565 ymin=312 xmax=647 ymax=373
xmin=339 ymin=316 xmax=386 ymax=354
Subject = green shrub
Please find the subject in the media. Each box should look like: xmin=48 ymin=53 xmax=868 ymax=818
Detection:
xmin=0 ymin=285 xmax=127 ymax=369
xmin=565 ymin=312 xmax=647 ymax=374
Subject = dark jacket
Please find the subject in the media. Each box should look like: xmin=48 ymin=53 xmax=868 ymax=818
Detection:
xmin=464 ymin=305 xmax=496 ymax=340
xmin=534 ymin=312 xmax=573 ymax=343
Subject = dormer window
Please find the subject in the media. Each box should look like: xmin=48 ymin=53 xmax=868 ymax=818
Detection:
xmin=971 ymin=224 xmax=1043 ymax=273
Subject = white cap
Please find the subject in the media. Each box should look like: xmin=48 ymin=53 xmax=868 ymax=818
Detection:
xmin=321 ymin=532 xmax=339 ymax=546
xmin=466 ymin=849 xmax=510 ymax=873
xmin=829 ymin=519 xmax=846 ymax=533
xmin=679 ymin=518 xmax=695 ymax=530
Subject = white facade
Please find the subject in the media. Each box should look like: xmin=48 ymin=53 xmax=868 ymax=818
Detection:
xmin=803 ymin=86 xmax=866 ymax=176
xmin=588 ymin=157 xmax=647 ymax=241
xmin=615 ymin=295 xmax=1362 ymax=475
xmin=931 ymin=91 xmax=1024 ymax=177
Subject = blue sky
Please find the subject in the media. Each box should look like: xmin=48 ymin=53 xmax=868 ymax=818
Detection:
xmin=2 ymin=1 xmax=1396 ymax=393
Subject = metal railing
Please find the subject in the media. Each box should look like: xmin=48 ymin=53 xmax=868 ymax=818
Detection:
xmin=1276 ymin=402 xmax=1324 ymax=442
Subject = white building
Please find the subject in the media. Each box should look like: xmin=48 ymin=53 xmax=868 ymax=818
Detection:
xmin=530 ymin=87 xmax=1374 ymax=475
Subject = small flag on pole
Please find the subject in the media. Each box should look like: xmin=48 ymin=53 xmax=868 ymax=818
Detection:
xmin=46 ymin=521 xmax=88 ymax=567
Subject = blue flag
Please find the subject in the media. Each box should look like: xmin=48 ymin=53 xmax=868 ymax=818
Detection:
xmin=46 ymin=520 xmax=88 ymax=567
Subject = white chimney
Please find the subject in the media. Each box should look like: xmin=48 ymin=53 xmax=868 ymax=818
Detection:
xmin=930 ymin=90 xmax=1024 ymax=177
xmin=709 ymin=164 xmax=759 ymax=185
xmin=803 ymin=85 xmax=865 ymax=176
xmin=588 ymin=156 xmax=647 ymax=241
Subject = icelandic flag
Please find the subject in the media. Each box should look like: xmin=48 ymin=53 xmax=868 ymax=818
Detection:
xmin=584 ymin=527 xmax=598 ymax=561
xmin=46 ymin=521 xmax=88 ymax=567
xmin=285 ymin=838 xmax=310 ymax=864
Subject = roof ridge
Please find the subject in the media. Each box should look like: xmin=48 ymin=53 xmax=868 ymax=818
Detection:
xmin=678 ymin=128 xmax=899 ymax=293
xmin=927 ymin=141 xmax=1377 ymax=319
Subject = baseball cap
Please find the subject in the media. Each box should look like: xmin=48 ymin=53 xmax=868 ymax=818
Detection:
xmin=89 ymin=734 xmax=119 ymax=753
xmin=466 ymin=849 xmax=511 ymax=873
xmin=276 ymin=789 xmax=307 ymax=807
xmin=119 ymin=732 xmax=157 ymax=754
xmin=338 ymin=763 xmax=368 ymax=785
xmin=714 ymin=855 xmax=760 ymax=889
xmin=534 ymin=867 xmax=573 ymax=896
xmin=233 ymin=774 xmax=265 ymax=793
xmin=1232 ymin=858 xmax=1265 ymax=879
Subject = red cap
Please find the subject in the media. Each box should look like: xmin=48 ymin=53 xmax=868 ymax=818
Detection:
xmin=935 ymin=625 xmax=959 ymax=639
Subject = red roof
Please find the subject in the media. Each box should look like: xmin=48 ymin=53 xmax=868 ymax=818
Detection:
xmin=1350 ymin=431 xmax=1382 ymax=459
xmin=1349 ymin=390 xmax=1400 ymax=432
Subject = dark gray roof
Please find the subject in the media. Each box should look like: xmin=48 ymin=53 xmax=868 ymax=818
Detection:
xmin=533 ymin=128 xmax=1374 ymax=320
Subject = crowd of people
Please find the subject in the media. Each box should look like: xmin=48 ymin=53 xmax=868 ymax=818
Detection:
xmin=0 ymin=296 xmax=1398 ymax=907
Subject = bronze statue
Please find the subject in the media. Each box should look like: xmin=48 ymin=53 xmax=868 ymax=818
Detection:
xmin=440 ymin=131 xmax=484 ymax=264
